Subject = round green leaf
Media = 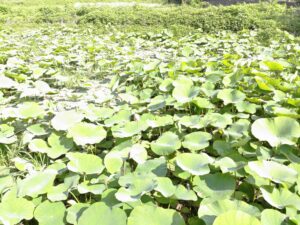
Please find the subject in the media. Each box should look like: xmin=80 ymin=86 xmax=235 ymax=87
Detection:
xmin=128 ymin=205 xmax=185 ymax=225
xmin=179 ymin=115 xmax=205 ymax=129
xmin=151 ymin=132 xmax=181 ymax=156
xmin=117 ymin=173 xmax=157 ymax=201
xmin=225 ymin=119 xmax=250 ymax=139
xmin=192 ymin=97 xmax=214 ymax=109
xmin=28 ymin=139 xmax=50 ymax=153
xmin=0 ymin=175 xmax=13 ymax=193
xmin=251 ymin=117 xmax=300 ymax=147
xmin=17 ymin=102 xmax=45 ymax=119
xmin=217 ymin=89 xmax=246 ymax=105
xmin=47 ymin=132 xmax=73 ymax=158
xmin=47 ymin=183 xmax=70 ymax=201
xmin=260 ymin=186 xmax=300 ymax=210
xmin=155 ymin=177 xmax=176 ymax=198
xmin=51 ymin=110 xmax=84 ymax=131
xmin=236 ymin=102 xmax=257 ymax=114
xmin=78 ymin=182 xmax=106 ymax=195
xmin=148 ymin=95 xmax=166 ymax=111
xmin=172 ymin=77 xmax=200 ymax=104
xmin=261 ymin=209 xmax=286 ymax=225
xmin=174 ymin=184 xmax=198 ymax=201
xmin=83 ymin=105 xmax=114 ymax=122
xmin=129 ymin=144 xmax=147 ymax=164
xmin=104 ymin=151 xmax=125 ymax=174
xmin=34 ymin=200 xmax=66 ymax=225
xmin=67 ymin=122 xmax=107 ymax=145
xmin=205 ymin=113 xmax=233 ymax=129
xmin=66 ymin=152 xmax=104 ymax=175
xmin=0 ymin=197 xmax=35 ymax=225
xmin=213 ymin=210 xmax=261 ymax=225
xmin=193 ymin=173 xmax=236 ymax=200
xmin=159 ymin=78 xmax=173 ymax=92
xmin=213 ymin=140 xmax=232 ymax=156
xmin=0 ymin=124 xmax=17 ymax=144
xmin=101 ymin=189 xmax=120 ymax=207
xmin=198 ymin=199 xmax=260 ymax=225
xmin=78 ymin=202 xmax=127 ymax=225
xmin=17 ymin=169 xmax=57 ymax=197
xmin=66 ymin=203 xmax=89 ymax=225
xmin=182 ymin=131 xmax=212 ymax=151
xmin=135 ymin=157 xmax=167 ymax=177
xmin=111 ymin=121 xmax=144 ymax=138
xmin=104 ymin=110 xmax=131 ymax=127
xmin=27 ymin=124 xmax=49 ymax=136
xmin=176 ymin=153 xmax=213 ymax=176
xmin=261 ymin=61 xmax=284 ymax=71
xmin=247 ymin=160 xmax=297 ymax=184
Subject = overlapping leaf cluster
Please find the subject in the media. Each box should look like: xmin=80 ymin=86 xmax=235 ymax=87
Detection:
xmin=0 ymin=27 xmax=300 ymax=225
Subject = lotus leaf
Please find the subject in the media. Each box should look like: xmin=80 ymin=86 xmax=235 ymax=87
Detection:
xmin=67 ymin=122 xmax=106 ymax=145
xmin=217 ymin=89 xmax=246 ymax=105
xmin=198 ymin=199 xmax=260 ymax=225
xmin=83 ymin=105 xmax=114 ymax=122
xmin=172 ymin=79 xmax=200 ymax=104
xmin=47 ymin=132 xmax=73 ymax=158
xmin=193 ymin=173 xmax=236 ymax=200
xmin=247 ymin=160 xmax=297 ymax=184
xmin=34 ymin=200 xmax=66 ymax=225
xmin=17 ymin=169 xmax=57 ymax=197
xmin=0 ymin=196 xmax=35 ymax=225
xmin=173 ymin=184 xmax=197 ymax=201
xmin=47 ymin=183 xmax=70 ymax=201
xmin=260 ymin=186 xmax=300 ymax=210
xmin=17 ymin=102 xmax=45 ymax=119
xmin=151 ymin=132 xmax=181 ymax=155
xmin=127 ymin=204 xmax=185 ymax=225
xmin=135 ymin=157 xmax=167 ymax=177
xmin=176 ymin=153 xmax=213 ymax=176
xmin=78 ymin=202 xmax=127 ymax=225
xmin=0 ymin=124 xmax=17 ymax=144
xmin=261 ymin=209 xmax=286 ymax=225
xmin=26 ymin=124 xmax=49 ymax=136
xmin=104 ymin=110 xmax=131 ymax=126
xmin=66 ymin=203 xmax=89 ymax=225
xmin=129 ymin=144 xmax=147 ymax=164
xmin=66 ymin=152 xmax=104 ymax=175
xmin=251 ymin=117 xmax=300 ymax=147
xmin=182 ymin=131 xmax=212 ymax=151
xmin=51 ymin=111 xmax=84 ymax=131
xmin=213 ymin=210 xmax=261 ymax=225
xmin=111 ymin=121 xmax=144 ymax=138
xmin=155 ymin=177 xmax=176 ymax=197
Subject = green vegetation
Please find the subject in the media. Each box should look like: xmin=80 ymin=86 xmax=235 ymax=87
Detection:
xmin=0 ymin=2 xmax=299 ymax=36
xmin=0 ymin=25 xmax=300 ymax=224
xmin=0 ymin=0 xmax=300 ymax=224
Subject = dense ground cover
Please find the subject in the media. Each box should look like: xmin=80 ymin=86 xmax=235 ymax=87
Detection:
xmin=0 ymin=25 xmax=300 ymax=225
xmin=0 ymin=2 xmax=299 ymax=36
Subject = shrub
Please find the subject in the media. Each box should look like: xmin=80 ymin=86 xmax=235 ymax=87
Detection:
xmin=0 ymin=5 xmax=9 ymax=14
xmin=76 ymin=5 xmax=260 ymax=32
xmin=75 ymin=4 xmax=300 ymax=34
xmin=35 ymin=6 xmax=75 ymax=23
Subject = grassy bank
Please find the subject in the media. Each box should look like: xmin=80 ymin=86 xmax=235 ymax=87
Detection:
xmin=0 ymin=2 xmax=299 ymax=37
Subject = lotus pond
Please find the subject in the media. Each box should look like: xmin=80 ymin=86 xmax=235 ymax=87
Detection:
xmin=0 ymin=27 xmax=300 ymax=225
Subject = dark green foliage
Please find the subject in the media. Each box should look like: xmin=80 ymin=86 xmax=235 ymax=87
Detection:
xmin=0 ymin=3 xmax=299 ymax=36
xmin=0 ymin=5 xmax=9 ymax=14
xmin=76 ymin=4 xmax=300 ymax=34
xmin=35 ymin=6 xmax=75 ymax=23
xmin=77 ymin=6 xmax=257 ymax=32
